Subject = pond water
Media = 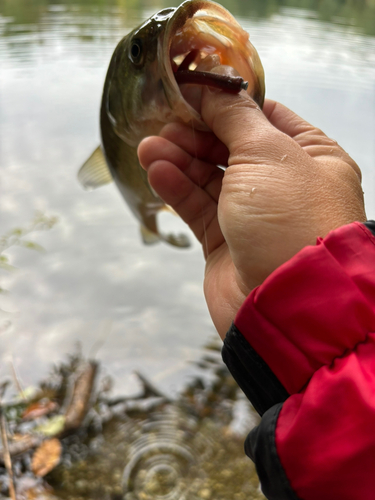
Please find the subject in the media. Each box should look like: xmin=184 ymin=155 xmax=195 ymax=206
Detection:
xmin=1 ymin=0 xmax=375 ymax=400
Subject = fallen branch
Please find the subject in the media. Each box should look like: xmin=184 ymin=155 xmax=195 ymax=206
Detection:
xmin=62 ymin=360 xmax=98 ymax=433
xmin=134 ymin=371 xmax=170 ymax=401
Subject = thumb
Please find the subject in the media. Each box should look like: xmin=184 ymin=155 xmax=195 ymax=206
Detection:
xmin=200 ymin=89 xmax=281 ymax=163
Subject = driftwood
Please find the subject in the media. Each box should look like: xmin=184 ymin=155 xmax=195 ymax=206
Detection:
xmin=62 ymin=360 xmax=98 ymax=433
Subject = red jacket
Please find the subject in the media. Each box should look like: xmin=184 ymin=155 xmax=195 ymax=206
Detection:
xmin=222 ymin=221 xmax=375 ymax=500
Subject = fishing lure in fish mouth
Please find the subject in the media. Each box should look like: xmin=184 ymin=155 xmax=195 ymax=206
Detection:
xmin=78 ymin=0 xmax=265 ymax=248
xmin=175 ymin=69 xmax=249 ymax=92
xmin=171 ymin=46 xmax=249 ymax=92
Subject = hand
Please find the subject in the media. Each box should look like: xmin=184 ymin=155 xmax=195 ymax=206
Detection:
xmin=138 ymin=90 xmax=366 ymax=338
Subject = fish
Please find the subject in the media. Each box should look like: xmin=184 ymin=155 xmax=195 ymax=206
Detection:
xmin=78 ymin=0 xmax=265 ymax=248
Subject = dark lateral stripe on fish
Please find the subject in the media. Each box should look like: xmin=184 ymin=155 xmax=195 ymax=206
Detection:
xmin=175 ymin=70 xmax=248 ymax=93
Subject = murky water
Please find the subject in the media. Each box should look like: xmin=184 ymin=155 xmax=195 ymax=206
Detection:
xmin=0 ymin=0 xmax=375 ymax=495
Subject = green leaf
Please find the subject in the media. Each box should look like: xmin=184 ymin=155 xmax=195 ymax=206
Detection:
xmin=34 ymin=415 xmax=66 ymax=437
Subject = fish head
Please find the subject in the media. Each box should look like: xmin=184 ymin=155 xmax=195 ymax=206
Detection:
xmin=102 ymin=0 xmax=265 ymax=147
xmin=102 ymin=7 xmax=177 ymax=146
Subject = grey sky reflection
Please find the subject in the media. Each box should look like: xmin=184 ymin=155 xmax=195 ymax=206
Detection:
xmin=1 ymin=5 xmax=374 ymax=396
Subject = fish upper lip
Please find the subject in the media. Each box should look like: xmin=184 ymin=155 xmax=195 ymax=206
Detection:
xmin=158 ymin=0 xmax=264 ymax=123
xmin=164 ymin=0 xmax=242 ymax=79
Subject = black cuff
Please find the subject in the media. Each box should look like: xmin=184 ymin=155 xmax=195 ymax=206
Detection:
xmin=245 ymin=403 xmax=301 ymax=500
xmin=222 ymin=324 xmax=289 ymax=416
xmin=364 ymin=220 xmax=375 ymax=237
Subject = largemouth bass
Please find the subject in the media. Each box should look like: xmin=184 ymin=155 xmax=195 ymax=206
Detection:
xmin=78 ymin=0 xmax=265 ymax=248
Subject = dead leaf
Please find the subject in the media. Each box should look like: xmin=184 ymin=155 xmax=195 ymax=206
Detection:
xmin=22 ymin=400 xmax=58 ymax=420
xmin=31 ymin=438 xmax=62 ymax=477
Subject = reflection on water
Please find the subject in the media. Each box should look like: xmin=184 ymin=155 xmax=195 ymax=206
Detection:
xmin=0 ymin=0 xmax=375 ymax=495
xmin=1 ymin=0 xmax=374 ymax=393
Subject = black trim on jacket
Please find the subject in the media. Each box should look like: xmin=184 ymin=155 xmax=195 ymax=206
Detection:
xmin=246 ymin=404 xmax=302 ymax=500
xmin=222 ymin=323 xmax=289 ymax=416
xmin=364 ymin=220 xmax=375 ymax=237
xmin=222 ymin=323 xmax=302 ymax=499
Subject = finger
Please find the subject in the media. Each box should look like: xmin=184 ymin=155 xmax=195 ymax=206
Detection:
xmin=146 ymin=159 xmax=224 ymax=256
xmin=263 ymin=99 xmax=361 ymax=177
xmin=159 ymin=122 xmax=229 ymax=167
xmin=263 ymin=99 xmax=317 ymax=139
xmin=138 ymin=136 xmax=224 ymax=202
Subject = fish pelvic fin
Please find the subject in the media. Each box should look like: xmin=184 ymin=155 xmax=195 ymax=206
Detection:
xmin=163 ymin=232 xmax=191 ymax=248
xmin=141 ymin=224 xmax=191 ymax=248
xmin=140 ymin=224 xmax=161 ymax=245
xmin=140 ymin=213 xmax=191 ymax=248
xmin=78 ymin=146 xmax=113 ymax=190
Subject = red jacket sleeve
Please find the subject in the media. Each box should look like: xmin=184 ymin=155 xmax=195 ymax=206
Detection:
xmin=222 ymin=222 xmax=375 ymax=500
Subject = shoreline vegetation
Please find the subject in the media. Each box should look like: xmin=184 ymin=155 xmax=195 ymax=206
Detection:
xmin=0 ymin=0 xmax=374 ymax=37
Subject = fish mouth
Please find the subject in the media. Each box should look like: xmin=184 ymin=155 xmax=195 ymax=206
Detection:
xmin=160 ymin=0 xmax=265 ymax=125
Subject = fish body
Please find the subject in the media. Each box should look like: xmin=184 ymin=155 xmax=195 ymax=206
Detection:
xmin=79 ymin=0 xmax=265 ymax=247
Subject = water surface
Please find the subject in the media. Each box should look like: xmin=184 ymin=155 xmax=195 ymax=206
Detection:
xmin=1 ymin=0 xmax=374 ymax=398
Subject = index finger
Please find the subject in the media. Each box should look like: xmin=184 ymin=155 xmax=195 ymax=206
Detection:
xmin=263 ymin=99 xmax=361 ymax=177
xmin=263 ymin=99 xmax=338 ymax=147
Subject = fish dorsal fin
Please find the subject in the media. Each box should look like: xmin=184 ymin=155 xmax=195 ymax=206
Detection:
xmin=78 ymin=146 xmax=113 ymax=190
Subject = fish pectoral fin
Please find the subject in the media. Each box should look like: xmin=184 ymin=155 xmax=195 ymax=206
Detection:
xmin=140 ymin=225 xmax=161 ymax=245
xmin=77 ymin=146 xmax=113 ymax=190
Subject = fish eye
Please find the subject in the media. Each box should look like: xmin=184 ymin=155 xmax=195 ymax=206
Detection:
xmin=130 ymin=39 xmax=143 ymax=64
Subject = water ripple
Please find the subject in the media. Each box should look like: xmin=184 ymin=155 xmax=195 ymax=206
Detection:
xmin=122 ymin=406 xmax=213 ymax=500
